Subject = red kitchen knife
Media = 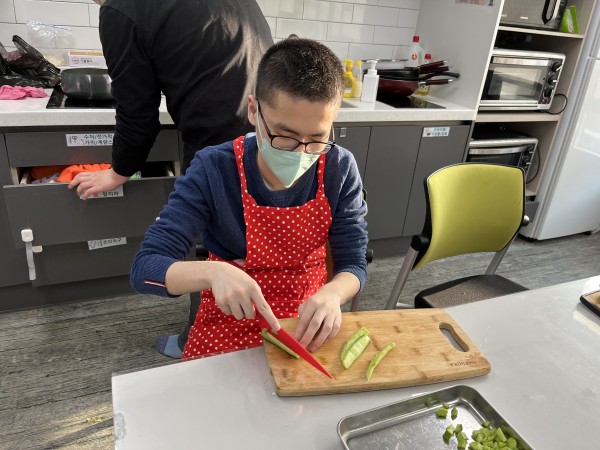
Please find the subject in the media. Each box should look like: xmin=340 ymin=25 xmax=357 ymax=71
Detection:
xmin=255 ymin=309 xmax=332 ymax=379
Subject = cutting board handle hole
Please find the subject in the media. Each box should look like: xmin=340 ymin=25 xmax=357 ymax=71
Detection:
xmin=439 ymin=324 xmax=468 ymax=352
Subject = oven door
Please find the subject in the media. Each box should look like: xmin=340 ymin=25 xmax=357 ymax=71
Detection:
xmin=480 ymin=56 xmax=551 ymax=110
xmin=467 ymin=145 xmax=526 ymax=167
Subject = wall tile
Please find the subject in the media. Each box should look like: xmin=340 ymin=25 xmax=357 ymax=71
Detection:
xmin=321 ymin=40 xmax=349 ymax=61
xmin=327 ymin=22 xmax=374 ymax=43
xmin=378 ymin=0 xmax=420 ymax=8
xmin=257 ymin=0 xmax=303 ymax=19
xmin=276 ymin=18 xmax=327 ymax=40
xmin=15 ymin=0 xmax=91 ymax=27
xmin=336 ymin=0 xmax=378 ymax=5
xmin=347 ymin=42 xmax=394 ymax=60
xmin=265 ymin=16 xmax=277 ymax=35
xmin=0 ymin=23 xmax=29 ymax=46
xmin=303 ymin=0 xmax=352 ymax=23
xmin=69 ymin=25 xmax=101 ymax=49
xmin=89 ymin=3 xmax=99 ymax=27
xmin=353 ymin=5 xmax=399 ymax=27
xmin=397 ymin=8 xmax=418 ymax=27
xmin=0 ymin=2 xmax=16 ymax=22
xmin=373 ymin=25 xmax=413 ymax=46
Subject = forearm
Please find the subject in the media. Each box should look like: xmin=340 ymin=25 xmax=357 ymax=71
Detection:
xmin=164 ymin=260 xmax=224 ymax=296
xmin=320 ymin=272 xmax=361 ymax=306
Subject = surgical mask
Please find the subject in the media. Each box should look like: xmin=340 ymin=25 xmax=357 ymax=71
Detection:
xmin=256 ymin=110 xmax=320 ymax=188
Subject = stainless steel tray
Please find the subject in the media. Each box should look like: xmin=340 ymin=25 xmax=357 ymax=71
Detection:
xmin=338 ymin=385 xmax=533 ymax=449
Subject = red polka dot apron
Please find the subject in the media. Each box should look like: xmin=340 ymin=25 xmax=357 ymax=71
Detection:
xmin=182 ymin=135 xmax=332 ymax=360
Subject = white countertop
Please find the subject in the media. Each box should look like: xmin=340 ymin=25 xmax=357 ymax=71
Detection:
xmin=0 ymin=90 xmax=475 ymax=128
xmin=112 ymin=276 xmax=600 ymax=450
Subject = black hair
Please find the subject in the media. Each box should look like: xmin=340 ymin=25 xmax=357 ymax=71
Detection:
xmin=256 ymin=38 xmax=344 ymax=106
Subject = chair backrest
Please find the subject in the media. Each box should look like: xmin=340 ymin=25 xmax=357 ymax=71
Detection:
xmin=414 ymin=163 xmax=525 ymax=270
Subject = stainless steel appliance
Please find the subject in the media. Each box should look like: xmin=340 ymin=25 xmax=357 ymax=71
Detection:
xmin=468 ymin=128 xmax=538 ymax=180
xmin=480 ymin=48 xmax=565 ymax=111
xmin=501 ymin=0 xmax=567 ymax=31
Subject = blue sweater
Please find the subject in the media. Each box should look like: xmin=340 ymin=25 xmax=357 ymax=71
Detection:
xmin=130 ymin=133 xmax=368 ymax=297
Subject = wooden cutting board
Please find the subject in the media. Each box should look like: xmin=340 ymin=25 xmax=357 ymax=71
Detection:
xmin=263 ymin=309 xmax=491 ymax=396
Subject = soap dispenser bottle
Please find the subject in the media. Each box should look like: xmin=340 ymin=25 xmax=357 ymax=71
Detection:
xmin=360 ymin=60 xmax=379 ymax=103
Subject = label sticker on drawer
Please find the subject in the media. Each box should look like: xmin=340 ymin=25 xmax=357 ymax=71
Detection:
xmin=83 ymin=186 xmax=124 ymax=199
xmin=88 ymin=237 xmax=127 ymax=251
xmin=422 ymin=127 xmax=450 ymax=137
xmin=66 ymin=133 xmax=114 ymax=147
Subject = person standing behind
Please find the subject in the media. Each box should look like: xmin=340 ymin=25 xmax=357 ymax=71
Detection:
xmin=72 ymin=0 xmax=273 ymax=358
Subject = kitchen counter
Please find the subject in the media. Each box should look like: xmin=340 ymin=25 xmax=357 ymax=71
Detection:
xmin=112 ymin=276 xmax=600 ymax=449
xmin=0 ymin=90 xmax=475 ymax=128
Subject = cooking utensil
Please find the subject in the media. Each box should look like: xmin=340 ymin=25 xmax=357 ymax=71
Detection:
xmin=60 ymin=68 xmax=113 ymax=101
xmin=255 ymin=309 xmax=332 ymax=379
xmin=338 ymin=385 xmax=534 ymax=450
xmin=376 ymin=60 xmax=449 ymax=79
xmin=263 ymin=309 xmax=491 ymax=396
xmin=580 ymin=289 xmax=600 ymax=317
xmin=377 ymin=66 xmax=452 ymax=80
xmin=378 ymin=76 xmax=456 ymax=97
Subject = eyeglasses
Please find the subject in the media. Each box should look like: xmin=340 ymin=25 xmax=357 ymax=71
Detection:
xmin=257 ymin=103 xmax=335 ymax=155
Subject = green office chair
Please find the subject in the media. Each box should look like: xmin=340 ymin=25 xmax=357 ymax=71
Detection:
xmin=384 ymin=163 xmax=529 ymax=310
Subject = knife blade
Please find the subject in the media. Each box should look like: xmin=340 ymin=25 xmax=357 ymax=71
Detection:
xmin=255 ymin=309 xmax=332 ymax=379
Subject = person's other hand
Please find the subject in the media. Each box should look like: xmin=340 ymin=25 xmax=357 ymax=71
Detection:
xmin=294 ymin=289 xmax=342 ymax=352
xmin=68 ymin=168 xmax=130 ymax=200
xmin=210 ymin=262 xmax=281 ymax=332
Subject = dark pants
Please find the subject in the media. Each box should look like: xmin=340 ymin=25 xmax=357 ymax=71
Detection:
xmin=177 ymin=292 xmax=202 ymax=350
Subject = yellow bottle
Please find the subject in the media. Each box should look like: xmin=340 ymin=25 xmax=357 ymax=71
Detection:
xmin=343 ymin=59 xmax=354 ymax=99
xmin=352 ymin=60 xmax=363 ymax=99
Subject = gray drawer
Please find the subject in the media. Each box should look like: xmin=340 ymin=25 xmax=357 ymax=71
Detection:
xmin=3 ymin=173 xmax=175 ymax=247
xmin=5 ymin=129 xmax=179 ymax=167
xmin=27 ymin=237 xmax=143 ymax=286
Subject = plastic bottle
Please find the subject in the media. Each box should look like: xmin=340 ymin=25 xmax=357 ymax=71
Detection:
xmin=351 ymin=60 xmax=363 ymax=99
xmin=360 ymin=60 xmax=379 ymax=103
xmin=343 ymin=59 xmax=354 ymax=99
xmin=414 ymin=53 xmax=432 ymax=96
xmin=405 ymin=35 xmax=423 ymax=68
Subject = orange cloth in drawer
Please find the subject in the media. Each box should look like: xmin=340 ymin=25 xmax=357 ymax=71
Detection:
xmin=31 ymin=165 xmax=68 ymax=180
xmin=57 ymin=164 xmax=112 ymax=183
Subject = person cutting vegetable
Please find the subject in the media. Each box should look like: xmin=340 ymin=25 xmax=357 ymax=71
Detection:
xmin=131 ymin=38 xmax=368 ymax=359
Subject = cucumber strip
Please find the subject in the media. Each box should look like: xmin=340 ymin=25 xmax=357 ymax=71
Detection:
xmin=341 ymin=334 xmax=371 ymax=369
xmin=260 ymin=329 xmax=300 ymax=359
xmin=340 ymin=327 xmax=370 ymax=362
xmin=365 ymin=342 xmax=396 ymax=380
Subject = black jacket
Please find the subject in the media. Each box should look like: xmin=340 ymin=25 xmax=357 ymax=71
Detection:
xmin=99 ymin=0 xmax=273 ymax=174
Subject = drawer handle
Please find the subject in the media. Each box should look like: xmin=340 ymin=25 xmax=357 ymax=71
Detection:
xmin=21 ymin=229 xmax=42 ymax=281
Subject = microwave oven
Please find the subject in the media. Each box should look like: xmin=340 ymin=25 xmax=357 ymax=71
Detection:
xmin=479 ymin=48 xmax=565 ymax=111
xmin=467 ymin=128 xmax=537 ymax=180
xmin=501 ymin=0 xmax=567 ymax=31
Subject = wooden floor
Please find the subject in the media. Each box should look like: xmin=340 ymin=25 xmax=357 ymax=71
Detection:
xmin=1 ymin=232 xmax=599 ymax=449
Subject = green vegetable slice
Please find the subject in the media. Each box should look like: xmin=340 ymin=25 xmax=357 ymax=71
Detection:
xmin=260 ymin=329 xmax=300 ymax=359
xmin=365 ymin=342 xmax=396 ymax=380
xmin=451 ymin=406 xmax=458 ymax=420
xmin=341 ymin=334 xmax=371 ymax=369
xmin=340 ymin=327 xmax=370 ymax=362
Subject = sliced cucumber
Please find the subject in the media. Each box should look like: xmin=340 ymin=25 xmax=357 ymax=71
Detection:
xmin=341 ymin=335 xmax=371 ymax=369
xmin=340 ymin=327 xmax=370 ymax=363
xmin=365 ymin=342 xmax=396 ymax=380
xmin=260 ymin=329 xmax=300 ymax=359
